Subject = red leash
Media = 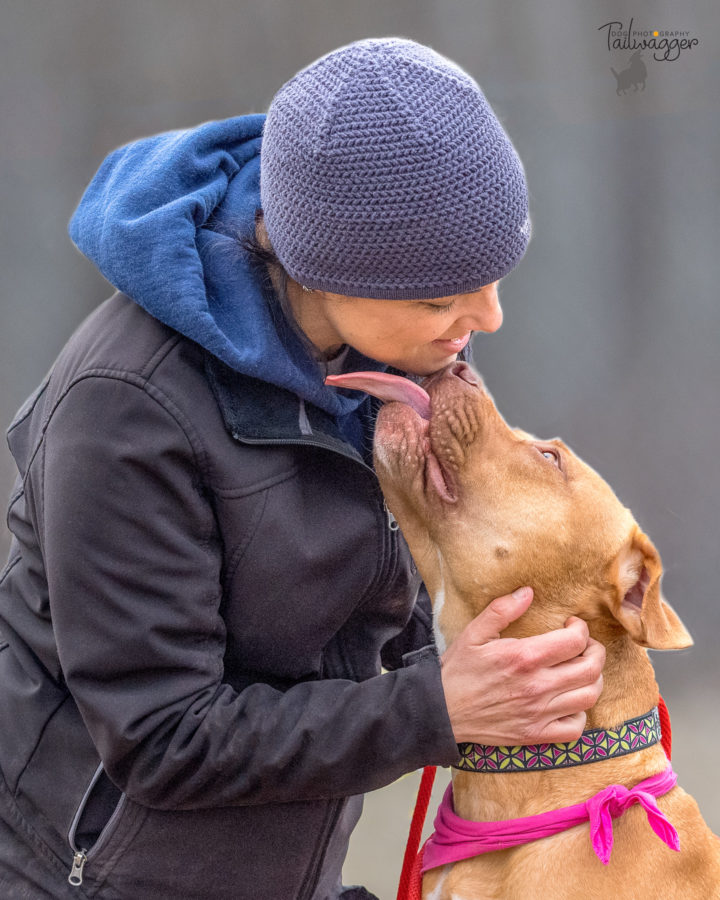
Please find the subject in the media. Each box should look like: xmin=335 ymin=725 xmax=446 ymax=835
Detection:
xmin=658 ymin=695 xmax=672 ymax=759
xmin=396 ymin=698 xmax=673 ymax=900
xmin=396 ymin=765 xmax=436 ymax=900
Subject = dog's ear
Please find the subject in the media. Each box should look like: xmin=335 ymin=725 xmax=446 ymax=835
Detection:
xmin=607 ymin=527 xmax=693 ymax=650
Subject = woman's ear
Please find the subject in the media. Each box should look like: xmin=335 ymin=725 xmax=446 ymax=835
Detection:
xmin=606 ymin=526 xmax=693 ymax=650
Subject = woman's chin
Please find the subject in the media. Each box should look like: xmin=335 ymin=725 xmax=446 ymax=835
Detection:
xmin=397 ymin=353 xmax=460 ymax=377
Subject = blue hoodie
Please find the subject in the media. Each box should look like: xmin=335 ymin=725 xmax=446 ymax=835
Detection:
xmin=68 ymin=114 xmax=387 ymax=424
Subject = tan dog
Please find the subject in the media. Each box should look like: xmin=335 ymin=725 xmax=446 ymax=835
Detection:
xmin=329 ymin=362 xmax=720 ymax=898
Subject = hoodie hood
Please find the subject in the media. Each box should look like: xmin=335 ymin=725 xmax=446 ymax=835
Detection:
xmin=68 ymin=114 xmax=386 ymax=418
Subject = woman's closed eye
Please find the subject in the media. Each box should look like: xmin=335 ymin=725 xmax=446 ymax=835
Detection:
xmin=424 ymin=299 xmax=458 ymax=314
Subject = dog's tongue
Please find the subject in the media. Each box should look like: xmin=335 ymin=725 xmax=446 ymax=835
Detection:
xmin=325 ymin=372 xmax=431 ymax=420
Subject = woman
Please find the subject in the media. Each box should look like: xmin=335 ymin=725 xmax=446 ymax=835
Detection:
xmin=0 ymin=38 xmax=604 ymax=900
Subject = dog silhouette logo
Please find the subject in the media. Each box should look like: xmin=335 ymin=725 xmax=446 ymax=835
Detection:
xmin=610 ymin=50 xmax=647 ymax=94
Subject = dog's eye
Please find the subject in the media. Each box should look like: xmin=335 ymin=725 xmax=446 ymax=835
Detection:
xmin=536 ymin=447 xmax=561 ymax=468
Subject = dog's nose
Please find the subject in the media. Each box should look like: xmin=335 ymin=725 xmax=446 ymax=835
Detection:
xmin=450 ymin=362 xmax=481 ymax=386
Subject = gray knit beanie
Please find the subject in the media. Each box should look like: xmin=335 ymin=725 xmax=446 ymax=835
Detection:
xmin=260 ymin=37 xmax=531 ymax=300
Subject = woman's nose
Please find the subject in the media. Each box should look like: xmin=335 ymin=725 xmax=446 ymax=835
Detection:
xmin=455 ymin=286 xmax=503 ymax=333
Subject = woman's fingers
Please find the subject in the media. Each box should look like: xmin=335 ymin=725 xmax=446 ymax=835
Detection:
xmin=540 ymin=677 xmax=605 ymax=723
xmin=498 ymin=616 xmax=591 ymax=670
xmin=534 ymin=711 xmax=588 ymax=744
xmin=542 ymin=637 xmax=606 ymax=695
xmin=462 ymin=587 xmax=535 ymax=644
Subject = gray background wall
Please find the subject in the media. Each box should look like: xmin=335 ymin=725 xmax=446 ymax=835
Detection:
xmin=1 ymin=1 xmax=718 ymax=896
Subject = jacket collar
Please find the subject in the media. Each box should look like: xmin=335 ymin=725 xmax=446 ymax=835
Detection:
xmin=204 ymin=350 xmax=381 ymax=468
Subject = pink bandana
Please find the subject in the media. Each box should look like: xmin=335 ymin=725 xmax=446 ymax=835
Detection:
xmin=422 ymin=765 xmax=680 ymax=872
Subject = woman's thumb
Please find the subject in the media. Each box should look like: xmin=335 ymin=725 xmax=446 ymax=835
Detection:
xmin=467 ymin=587 xmax=534 ymax=643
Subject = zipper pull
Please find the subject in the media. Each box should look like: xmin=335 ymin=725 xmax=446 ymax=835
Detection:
xmin=384 ymin=500 xmax=399 ymax=531
xmin=68 ymin=849 xmax=87 ymax=886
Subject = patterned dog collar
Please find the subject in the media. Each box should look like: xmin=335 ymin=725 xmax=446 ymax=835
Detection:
xmin=455 ymin=707 xmax=661 ymax=773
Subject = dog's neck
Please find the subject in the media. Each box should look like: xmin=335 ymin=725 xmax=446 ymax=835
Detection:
xmin=584 ymin=629 xmax=658 ymax=728
xmin=449 ymin=604 xmax=669 ymax=823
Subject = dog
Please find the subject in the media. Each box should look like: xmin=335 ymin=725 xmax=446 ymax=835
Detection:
xmin=611 ymin=50 xmax=647 ymax=95
xmin=327 ymin=362 xmax=720 ymax=898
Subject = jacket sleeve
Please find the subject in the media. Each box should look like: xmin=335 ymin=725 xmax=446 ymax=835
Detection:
xmin=41 ymin=375 xmax=458 ymax=810
xmin=380 ymin=582 xmax=435 ymax=671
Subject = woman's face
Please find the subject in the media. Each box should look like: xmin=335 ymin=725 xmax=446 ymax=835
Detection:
xmin=290 ymin=280 xmax=503 ymax=376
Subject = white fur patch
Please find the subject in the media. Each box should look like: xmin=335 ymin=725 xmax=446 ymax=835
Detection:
xmin=432 ymin=548 xmax=447 ymax=655
xmin=426 ymin=865 xmax=449 ymax=900
xmin=373 ymin=440 xmax=390 ymax=471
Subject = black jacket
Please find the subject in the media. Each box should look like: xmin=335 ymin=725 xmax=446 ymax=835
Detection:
xmin=0 ymin=293 xmax=459 ymax=899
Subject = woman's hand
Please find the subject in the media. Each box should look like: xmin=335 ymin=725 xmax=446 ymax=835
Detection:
xmin=440 ymin=587 xmax=605 ymax=745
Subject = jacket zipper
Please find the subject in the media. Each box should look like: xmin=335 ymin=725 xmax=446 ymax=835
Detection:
xmin=383 ymin=499 xmax=399 ymax=531
xmin=68 ymin=850 xmax=88 ymax=887
xmin=67 ymin=763 xmax=127 ymax=887
xmin=230 ymin=432 xmax=374 ymax=473
xmin=297 ymin=798 xmax=345 ymax=900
